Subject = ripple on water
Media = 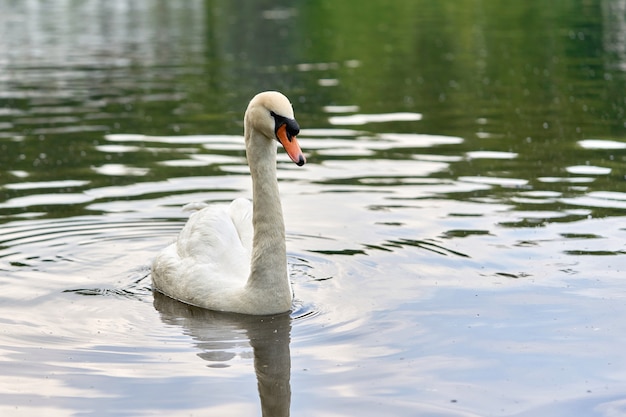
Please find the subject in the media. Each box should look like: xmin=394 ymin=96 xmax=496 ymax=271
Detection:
xmin=565 ymin=165 xmax=612 ymax=175
xmin=322 ymin=105 xmax=360 ymax=113
xmin=0 ymin=193 xmax=94 ymax=209
xmin=465 ymin=150 xmax=518 ymax=159
xmin=299 ymin=128 xmax=362 ymax=137
xmin=377 ymin=133 xmax=464 ymax=147
xmin=91 ymin=164 xmax=150 ymax=176
xmin=0 ymin=214 xmax=328 ymax=319
xmin=0 ymin=215 xmax=183 ymax=310
xmin=1 ymin=217 xmax=171 ymax=243
xmin=3 ymin=180 xmax=90 ymax=190
xmin=104 ymin=133 xmax=243 ymax=145
xmin=537 ymin=176 xmax=595 ymax=184
xmin=63 ymin=267 xmax=153 ymax=300
xmin=328 ymin=112 xmax=423 ymax=125
xmin=578 ymin=139 xmax=626 ymax=149
xmin=95 ymin=144 xmax=142 ymax=153
xmin=458 ymin=176 xmax=529 ymax=188
xmin=290 ymin=300 xmax=321 ymax=322
xmin=560 ymin=193 xmax=626 ymax=210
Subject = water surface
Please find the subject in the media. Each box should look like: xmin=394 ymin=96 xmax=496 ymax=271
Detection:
xmin=1 ymin=1 xmax=626 ymax=416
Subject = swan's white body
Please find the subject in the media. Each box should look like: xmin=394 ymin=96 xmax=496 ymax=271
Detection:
xmin=152 ymin=91 xmax=305 ymax=315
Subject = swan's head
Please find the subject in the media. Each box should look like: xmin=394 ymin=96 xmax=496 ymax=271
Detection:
xmin=244 ymin=91 xmax=306 ymax=166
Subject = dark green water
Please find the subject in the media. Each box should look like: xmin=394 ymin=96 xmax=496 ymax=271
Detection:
xmin=0 ymin=1 xmax=625 ymax=416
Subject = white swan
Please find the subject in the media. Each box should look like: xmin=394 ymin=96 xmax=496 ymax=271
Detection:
xmin=152 ymin=91 xmax=306 ymax=315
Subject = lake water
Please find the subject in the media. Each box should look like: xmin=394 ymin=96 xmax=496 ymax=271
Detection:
xmin=1 ymin=1 xmax=626 ymax=416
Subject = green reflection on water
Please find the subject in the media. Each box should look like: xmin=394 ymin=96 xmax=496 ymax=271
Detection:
xmin=0 ymin=0 xmax=624 ymax=220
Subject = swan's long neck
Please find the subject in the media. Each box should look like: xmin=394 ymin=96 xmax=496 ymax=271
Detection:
xmin=244 ymin=128 xmax=291 ymax=303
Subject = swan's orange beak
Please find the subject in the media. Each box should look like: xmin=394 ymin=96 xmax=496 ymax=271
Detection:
xmin=276 ymin=124 xmax=306 ymax=166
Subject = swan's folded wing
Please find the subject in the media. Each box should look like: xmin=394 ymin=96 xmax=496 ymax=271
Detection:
xmin=228 ymin=198 xmax=253 ymax=256
xmin=176 ymin=204 xmax=248 ymax=268
xmin=152 ymin=203 xmax=251 ymax=303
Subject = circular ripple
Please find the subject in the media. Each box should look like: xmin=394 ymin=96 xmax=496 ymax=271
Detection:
xmin=0 ymin=215 xmax=182 ymax=303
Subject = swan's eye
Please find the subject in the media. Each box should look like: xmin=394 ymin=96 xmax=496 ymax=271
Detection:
xmin=270 ymin=111 xmax=300 ymax=141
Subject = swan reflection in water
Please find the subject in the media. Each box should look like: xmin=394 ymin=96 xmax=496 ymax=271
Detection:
xmin=153 ymin=291 xmax=291 ymax=417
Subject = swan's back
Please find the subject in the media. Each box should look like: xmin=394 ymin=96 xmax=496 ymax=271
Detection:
xmin=152 ymin=198 xmax=253 ymax=306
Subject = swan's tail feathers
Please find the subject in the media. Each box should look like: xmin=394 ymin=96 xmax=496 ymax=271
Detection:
xmin=228 ymin=198 xmax=253 ymax=224
xmin=182 ymin=202 xmax=210 ymax=212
